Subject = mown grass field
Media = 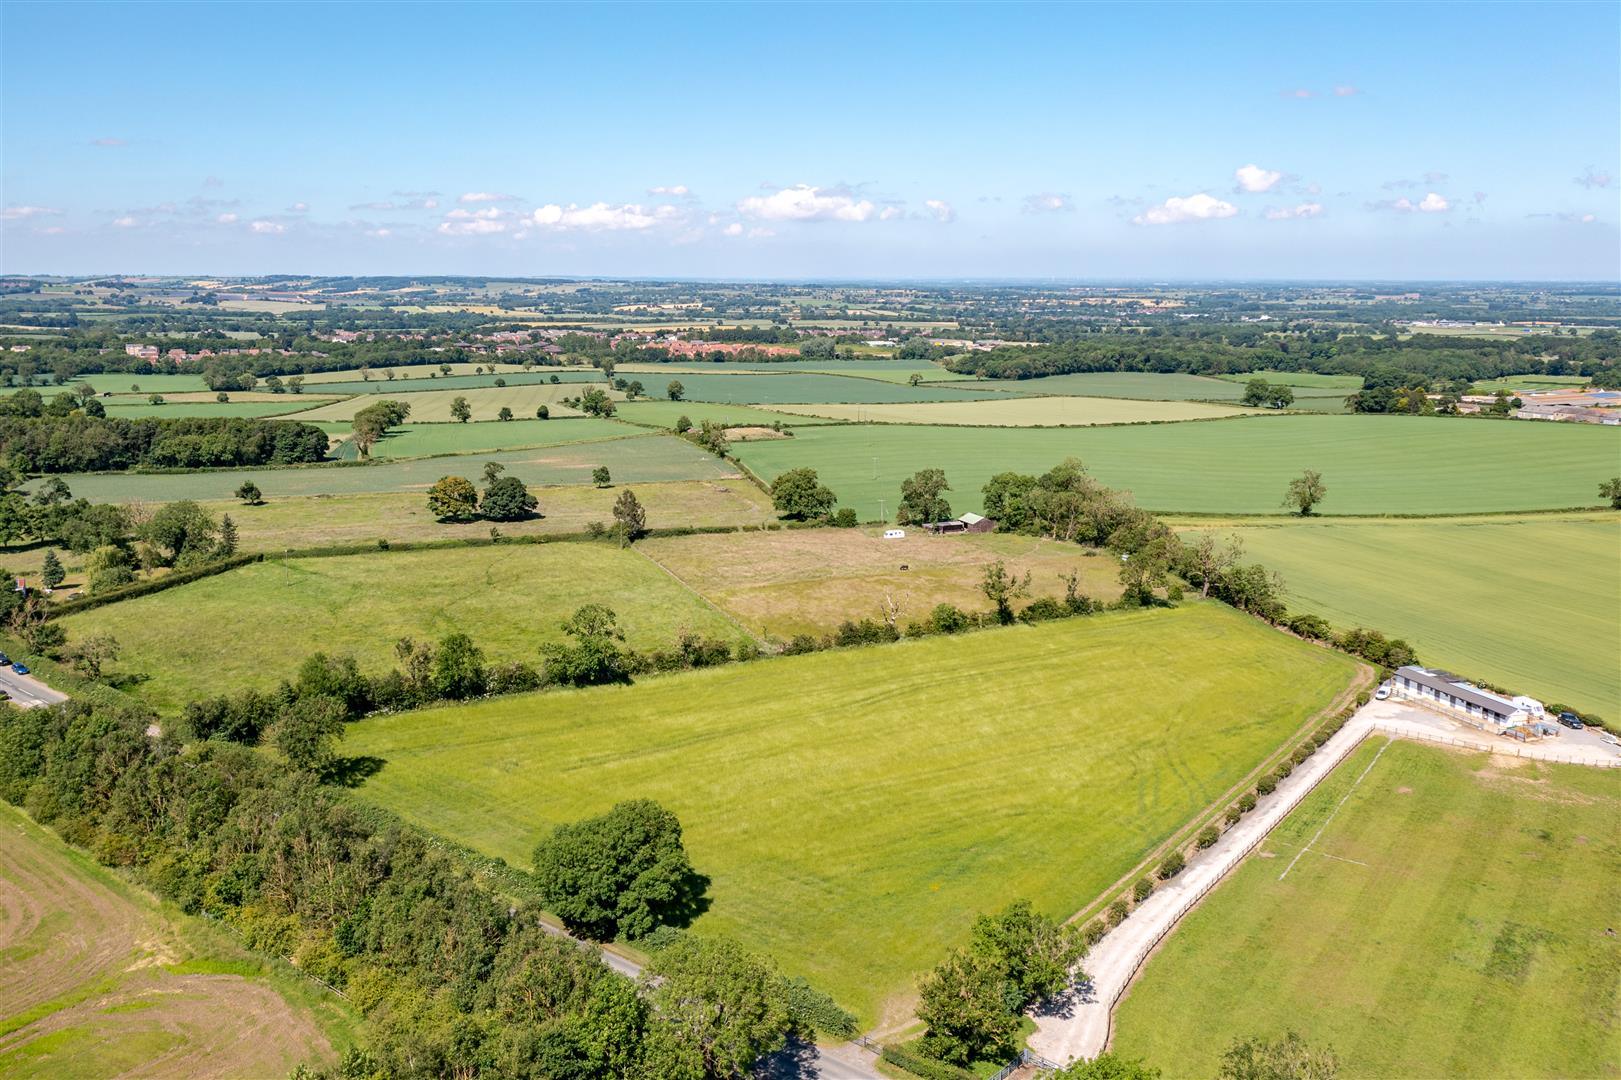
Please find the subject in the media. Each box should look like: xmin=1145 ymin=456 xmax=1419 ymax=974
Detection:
xmin=731 ymin=415 xmax=1619 ymax=517
xmin=760 ymin=396 xmax=1250 ymax=426
xmin=300 ymin=368 xmax=603 ymax=394
xmin=611 ymin=371 xmax=1013 ymax=404
xmin=613 ymin=400 xmax=842 ymax=430
xmin=34 ymin=433 xmax=738 ymax=502
xmin=0 ymin=804 xmax=351 ymax=1078
xmin=965 ymin=372 xmax=1253 ymax=400
xmin=1468 ymin=374 xmax=1593 ymax=394
xmin=361 ymin=417 xmax=631 ymax=458
xmin=639 ymin=529 xmax=1124 ymax=640
xmin=1113 ymin=739 xmax=1621 ymax=1079
xmin=619 ymin=358 xmax=974 ymax=383
xmin=103 ymin=398 xmax=341 ymax=419
xmin=282 ymin=383 xmax=596 ymax=423
xmin=1212 ymin=370 xmax=1364 ymax=389
xmin=200 ymin=480 xmax=773 ymax=553
xmin=344 ymin=604 xmax=1359 ymax=1022
xmin=64 ymin=543 xmax=743 ymax=713
xmin=1182 ymin=514 xmax=1620 ymax=716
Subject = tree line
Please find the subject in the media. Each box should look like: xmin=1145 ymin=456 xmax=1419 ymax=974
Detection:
xmin=0 ymin=412 xmax=327 ymax=473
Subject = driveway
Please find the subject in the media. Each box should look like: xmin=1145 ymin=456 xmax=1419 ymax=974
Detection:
xmin=0 ymin=666 xmax=67 ymax=708
xmin=1027 ymin=696 xmax=1620 ymax=1065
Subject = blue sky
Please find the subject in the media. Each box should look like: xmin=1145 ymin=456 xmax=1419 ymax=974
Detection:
xmin=3 ymin=1 xmax=1617 ymax=280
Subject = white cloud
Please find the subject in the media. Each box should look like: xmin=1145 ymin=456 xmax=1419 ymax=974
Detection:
xmin=925 ymin=199 xmax=956 ymax=223
xmin=1264 ymin=202 xmax=1324 ymax=220
xmin=879 ymin=205 xmax=904 ymax=221
xmin=1132 ymin=192 xmax=1239 ymax=226
xmin=1582 ymin=213 xmax=1597 ymax=223
xmin=112 ymin=216 xmax=138 ymax=228
xmin=1375 ymin=192 xmax=1451 ymax=213
xmin=1332 ymin=85 xmax=1360 ymax=97
xmin=249 ymin=220 xmax=286 ymax=234
xmin=217 ymin=212 xmax=238 ymax=224
xmin=1 ymin=205 xmax=63 ymax=220
xmin=367 ymin=228 xmax=392 ymax=238
xmin=1575 ymin=167 xmax=1614 ymax=189
xmin=530 ymin=202 xmax=667 ymax=231
xmin=459 ymin=192 xmax=517 ymax=204
xmin=1423 ymin=171 xmax=1449 ymax=184
xmin=649 ymin=185 xmax=690 ymax=196
xmin=438 ymin=207 xmax=512 ymax=235
xmin=35 ymin=226 xmax=65 ymax=235
xmin=287 ymin=202 xmax=310 ymax=213
xmin=737 ymin=185 xmax=877 ymax=222
xmin=1418 ymin=192 xmax=1450 ymax=212
xmin=1021 ymin=192 xmax=1072 ymax=214
xmin=1234 ymin=164 xmax=1283 ymax=193
xmin=723 ymin=222 xmax=744 ymax=237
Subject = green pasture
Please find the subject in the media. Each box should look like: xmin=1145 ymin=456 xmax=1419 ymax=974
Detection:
xmin=30 ymin=433 xmax=738 ymax=502
xmin=613 ymin=401 xmax=843 ymax=430
xmin=73 ymin=373 xmax=212 ymax=394
xmin=280 ymin=384 xmax=595 ymax=423
xmin=1113 ymin=740 xmax=1621 ymax=1079
xmin=969 ymin=371 xmax=1350 ymax=404
xmin=303 ymin=369 xmax=605 ymax=396
xmin=1184 ymin=514 xmax=1620 ymax=715
xmin=1212 ymin=370 xmax=1364 ymax=389
xmin=102 ymin=399 xmax=337 ymax=419
xmin=66 ymin=543 xmax=740 ymax=714
xmin=759 ymin=396 xmax=1250 ymax=426
xmin=620 ymin=371 xmax=1013 ymax=404
xmin=345 ymin=604 xmax=1358 ymax=1021
xmin=362 ymin=417 xmax=632 ymax=459
xmin=730 ymin=415 xmax=1619 ymax=517
xmin=1468 ymin=374 xmax=1593 ymax=394
xmin=619 ymin=358 xmax=974 ymax=383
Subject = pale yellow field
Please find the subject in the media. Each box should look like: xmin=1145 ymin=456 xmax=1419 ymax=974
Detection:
xmin=297 ymin=362 xmax=596 ymax=384
xmin=280 ymin=383 xmax=605 ymax=422
xmin=759 ymin=396 xmax=1251 ymax=426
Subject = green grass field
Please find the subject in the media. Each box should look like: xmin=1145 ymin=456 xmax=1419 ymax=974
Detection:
xmin=0 ymin=804 xmax=352 ymax=1078
xmin=65 ymin=543 xmax=743 ymax=713
xmin=1213 ymin=370 xmax=1364 ymax=389
xmin=103 ymin=399 xmax=340 ymax=419
xmin=343 ymin=604 xmax=1358 ymax=1021
xmin=619 ymin=358 xmax=974 ymax=383
xmin=1113 ymin=739 xmax=1621 ymax=1079
xmin=281 ymin=383 xmax=595 ymax=423
xmin=760 ymin=396 xmax=1251 ymax=426
xmin=361 ymin=417 xmax=632 ymax=458
xmin=1183 ymin=514 xmax=1620 ymax=715
xmin=731 ymin=415 xmax=1619 ymax=517
xmin=32 ymin=433 xmax=738 ymax=502
xmin=612 ymin=371 xmax=1013 ymax=404
xmin=1468 ymin=374 xmax=1593 ymax=394
xmin=613 ymin=401 xmax=843 ymax=429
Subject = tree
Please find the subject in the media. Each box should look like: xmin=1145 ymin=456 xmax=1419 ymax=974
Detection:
xmin=532 ymin=799 xmax=706 ymax=941
xmin=535 ymin=404 xmax=550 ymax=420
xmin=666 ymin=380 xmax=685 ymax=401
xmin=450 ymin=395 xmax=472 ymax=423
xmin=1217 ymin=1033 xmax=1339 ymax=1080
xmin=908 ymin=372 xmax=924 ymax=386
xmin=980 ymin=559 xmax=1030 ymax=623
xmin=1283 ymin=470 xmax=1326 ymax=516
xmin=352 ymin=399 xmax=410 ymax=457
xmin=140 ymin=500 xmax=217 ymax=566
xmin=40 ymin=549 xmax=64 ymax=590
xmin=286 ymin=375 xmax=304 ymax=394
xmin=497 ymin=406 xmax=514 ymax=421
xmin=579 ymin=388 xmax=617 ymax=417
xmin=917 ymin=947 xmax=1021 ymax=1064
xmin=540 ymin=604 xmax=630 ymax=686
xmin=84 ymin=544 xmax=135 ymax=593
xmin=273 ymin=694 xmax=348 ymax=773
xmin=592 ymin=465 xmax=612 ymax=488
xmin=674 ymin=414 xmax=692 ymax=433
xmin=235 ymin=480 xmax=263 ymax=505
xmin=1052 ymin=1054 xmax=1162 ymax=1080
xmin=898 ymin=468 xmax=952 ymax=525
xmin=690 ymin=420 xmax=729 ymax=456
xmin=427 ymin=476 xmax=479 ymax=522
xmin=432 ymin=632 xmax=487 ymax=699
xmin=483 ymin=461 xmax=506 ymax=485
xmin=481 ymin=476 xmax=538 ymax=521
xmin=1183 ymin=532 xmax=1244 ymax=597
xmin=1117 ymin=535 xmax=1179 ymax=606
xmin=1601 ymin=477 xmax=1621 ymax=509
xmin=62 ymin=633 xmax=119 ymax=678
xmin=641 ymin=935 xmax=790 ymax=1080
xmin=769 ymin=467 xmax=836 ymax=520
xmin=217 ymin=514 xmax=238 ymax=556
xmin=216 ymin=391 xmax=230 ymax=403
xmin=612 ymin=489 xmax=646 ymax=542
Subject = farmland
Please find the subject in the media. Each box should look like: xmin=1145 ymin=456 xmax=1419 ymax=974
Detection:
xmin=0 ymin=804 xmax=348 ymax=1078
xmin=1180 ymin=513 xmax=1621 ymax=716
xmin=1212 ymin=370 xmax=1364 ymax=389
xmin=614 ymin=400 xmax=843 ymax=429
xmin=760 ymin=396 xmax=1251 ymax=426
xmin=731 ymin=415 xmax=1619 ymax=517
xmin=281 ymin=383 xmax=595 ymax=422
xmin=30 ymin=432 xmax=737 ymax=501
xmin=1112 ymin=740 xmax=1621 ymax=1079
xmin=967 ymin=372 xmax=1256 ymax=400
xmin=586 ymin=370 xmax=1015 ymax=404
xmin=638 ymin=528 xmax=1125 ymax=639
xmin=618 ymin=357 xmax=976 ymax=383
xmin=103 ymin=398 xmax=341 ymax=419
xmin=357 ymin=417 xmax=631 ymax=458
xmin=344 ymin=603 xmax=1359 ymax=1021
xmin=63 ymin=542 xmax=743 ymax=713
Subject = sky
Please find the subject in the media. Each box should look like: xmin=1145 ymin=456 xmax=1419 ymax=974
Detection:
xmin=2 ymin=1 xmax=1618 ymax=281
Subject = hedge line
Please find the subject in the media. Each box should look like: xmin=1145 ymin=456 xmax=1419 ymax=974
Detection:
xmin=879 ymin=1044 xmax=978 ymax=1080
xmin=46 ymin=552 xmax=263 ymax=616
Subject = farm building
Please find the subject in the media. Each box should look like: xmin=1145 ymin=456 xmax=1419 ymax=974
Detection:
xmin=922 ymin=512 xmax=997 ymax=535
xmin=1391 ymin=666 xmax=1544 ymax=729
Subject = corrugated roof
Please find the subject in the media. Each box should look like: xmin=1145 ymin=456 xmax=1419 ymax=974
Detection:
xmin=959 ymin=512 xmax=986 ymax=524
xmin=1395 ymin=666 xmax=1519 ymax=714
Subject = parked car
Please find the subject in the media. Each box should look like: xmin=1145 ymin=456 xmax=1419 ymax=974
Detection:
xmin=0 ymin=653 xmax=10 ymax=667
xmin=11 ymin=662 xmax=28 ymax=675
xmin=1374 ymin=684 xmax=1391 ymax=700
xmin=1558 ymin=711 xmax=1585 ymax=730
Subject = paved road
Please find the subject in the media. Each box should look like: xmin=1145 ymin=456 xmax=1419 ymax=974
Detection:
xmin=0 ymin=666 xmax=67 ymax=708
xmin=1027 ymin=698 xmax=1620 ymax=1065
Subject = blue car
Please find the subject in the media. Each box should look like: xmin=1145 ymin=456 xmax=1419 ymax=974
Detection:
xmin=0 ymin=654 xmax=9 ymax=667
xmin=11 ymin=662 xmax=28 ymax=676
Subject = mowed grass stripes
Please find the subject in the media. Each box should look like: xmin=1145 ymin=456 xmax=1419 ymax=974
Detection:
xmin=344 ymin=603 xmax=1358 ymax=1022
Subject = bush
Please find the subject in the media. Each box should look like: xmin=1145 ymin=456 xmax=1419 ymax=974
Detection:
xmin=1133 ymin=877 xmax=1154 ymax=902
xmin=928 ymin=603 xmax=972 ymax=634
xmin=832 ymin=508 xmax=858 ymax=528
xmin=832 ymin=618 xmax=899 ymax=647
xmin=1238 ymin=792 xmax=1257 ymax=813
xmin=781 ymin=634 xmax=820 ymax=656
xmin=1018 ymin=596 xmax=1069 ymax=623
xmin=1108 ymin=899 xmax=1130 ymax=926
xmin=1287 ymin=612 xmax=1332 ymax=640
xmin=1355 ymin=690 xmax=1371 ymax=707
xmin=879 ymin=1044 xmax=977 ymax=1080
xmin=1256 ymin=774 xmax=1278 ymax=796
xmin=781 ymin=977 xmax=857 ymax=1039
xmin=1157 ymin=850 xmax=1186 ymax=879
xmin=1275 ymin=760 xmax=1294 ymax=779
xmin=1224 ymin=805 xmax=1243 ymax=826
xmin=1082 ymin=921 xmax=1107 ymax=946
xmin=1196 ymin=825 xmax=1220 ymax=849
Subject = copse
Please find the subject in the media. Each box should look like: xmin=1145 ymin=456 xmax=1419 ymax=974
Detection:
xmin=769 ymin=466 xmax=837 ymax=521
xmin=531 ymin=799 xmax=708 ymax=941
xmin=0 ymin=414 xmax=327 ymax=472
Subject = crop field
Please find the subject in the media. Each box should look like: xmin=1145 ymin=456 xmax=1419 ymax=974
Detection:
xmin=1112 ymin=740 xmax=1621 ymax=1079
xmin=759 ymin=396 xmax=1251 ymax=426
xmin=297 ymin=361 xmax=570 ymax=383
xmin=103 ymin=398 xmax=340 ymax=419
xmin=1212 ymin=370 xmax=1364 ymax=389
xmin=613 ymin=400 xmax=842 ymax=430
xmin=39 ymin=433 xmax=738 ymax=502
xmin=639 ymin=528 xmax=1125 ymax=639
xmin=300 ymin=369 xmax=605 ymax=395
xmin=344 ymin=603 xmax=1359 ymax=1021
xmin=616 ymin=371 xmax=1016 ymax=404
xmin=967 ymin=371 xmax=1351 ymax=407
xmin=1469 ymin=374 xmax=1593 ymax=394
xmin=64 ymin=543 xmax=743 ymax=713
xmin=0 ymin=804 xmax=347 ymax=1078
xmin=360 ymin=417 xmax=632 ymax=458
xmin=197 ymin=480 xmax=772 ymax=553
xmin=72 ymin=373 xmax=211 ymax=394
xmin=280 ymin=383 xmax=597 ymax=423
xmin=618 ymin=358 xmax=974 ymax=383
xmin=1183 ymin=514 xmax=1620 ymax=715
xmin=730 ymin=415 xmax=1619 ymax=517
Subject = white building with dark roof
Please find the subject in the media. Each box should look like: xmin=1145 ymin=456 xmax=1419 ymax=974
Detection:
xmin=1391 ymin=666 xmax=1543 ymax=729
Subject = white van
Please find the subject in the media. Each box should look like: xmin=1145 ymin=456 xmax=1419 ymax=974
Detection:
xmin=883 ymin=529 xmax=905 ymax=539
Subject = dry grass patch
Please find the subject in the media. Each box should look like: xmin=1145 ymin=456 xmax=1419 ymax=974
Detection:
xmin=639 ymin=527 xmax=1124 ymax=640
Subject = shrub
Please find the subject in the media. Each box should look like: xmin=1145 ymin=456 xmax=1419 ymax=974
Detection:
xmin=1256 ymin=774 xmax=1278 ymax=796
xmin=1355 ymin=690 xmax=1371 ymax=707
xmin=781 ymin=977 xmax=857 ymax=1039
xmin=879 ymin=1044 xmax=977 ymax=1080
xmin=1133 ymin=877 xmax=1154 ymax=902
xmin=1287 ymin=612 xmax=1332 ymax=640
xmin=781 ymin=634 xmax=820 ymax=656
xmin=1291 ymin=744 xmax=1315 ymax=766
xmin=1082 ymin=921 xmax=1107 ymax=946
xmin=1238 ymin=792 xmax=1257 ymax=813
xmin=1196 ymin=825 xmax=1220 ymax=849
xmin=1018 ymin=596 xmax=1068 ymax=623
xmin=928 ymin=603 xmax=972 ymax=634
xmin=833 ymin=618 xmax=899 ymax=647
xmin=1108 ymin=899 xmax=1130 ymax=926
xmin=1157 ymin=850 xmax=1186 ymax=879
xmin=1224 ymin=805 xmax=1243 ymax=826
xmin=1275 ymin=760 xmax=1294 ymax=780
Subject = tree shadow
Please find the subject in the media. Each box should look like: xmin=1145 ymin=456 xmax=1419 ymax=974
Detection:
xmin=753 ymin=1033 xmax=820 ymax=1080
xmin=107 ymin=671 xmax=151 ymax=690
xmin=661 ymin=868 xmax=713 ymax=929
xmin=324 ymin=755 xmax=386 ymax=788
